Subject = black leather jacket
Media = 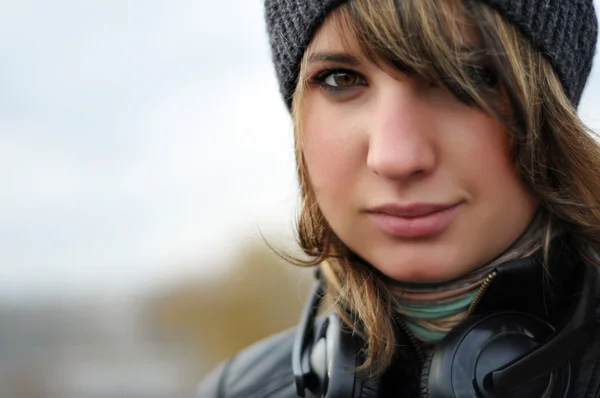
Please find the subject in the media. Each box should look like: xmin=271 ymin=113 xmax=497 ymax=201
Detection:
xmin=197 ymin=244 xmax=600 ymax=397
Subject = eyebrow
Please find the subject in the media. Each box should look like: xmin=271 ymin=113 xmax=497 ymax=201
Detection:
xmin=307 ymin=52 xmax=362 ymax=66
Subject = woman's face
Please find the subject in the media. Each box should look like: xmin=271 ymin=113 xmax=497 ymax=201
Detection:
xmin=301 ymin=19 xmax=539 ymax=283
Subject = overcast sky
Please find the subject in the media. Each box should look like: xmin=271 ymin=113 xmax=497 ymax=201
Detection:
xmin=1 ymin=0 xmax=599 ymax=301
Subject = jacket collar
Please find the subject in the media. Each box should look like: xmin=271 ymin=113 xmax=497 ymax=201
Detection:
xmin=475 ymin=238 xmax=585 ymax=326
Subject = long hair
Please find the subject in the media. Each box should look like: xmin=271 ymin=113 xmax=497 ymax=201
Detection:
xmin=287 ymin=0 xmax=600 ymax=375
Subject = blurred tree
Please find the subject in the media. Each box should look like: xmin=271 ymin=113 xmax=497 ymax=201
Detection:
xmin=6 ymin=367 xmax=45 ymax=398
xmin=147 ymin=241 xmax=313 ymax=376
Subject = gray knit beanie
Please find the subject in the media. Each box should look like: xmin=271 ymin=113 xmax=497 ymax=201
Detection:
xmin=265 ymin=0 xmax=598 ymax=109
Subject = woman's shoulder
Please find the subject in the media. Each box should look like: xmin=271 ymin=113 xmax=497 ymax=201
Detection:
xmin=195 ymin=325 xmax=302 ymax=398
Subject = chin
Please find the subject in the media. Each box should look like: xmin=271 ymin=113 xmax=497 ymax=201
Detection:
xmin=379 ymin=264 xmax=463 ymax=284
xmin=368 ymin=247 xmax=474 ymax=284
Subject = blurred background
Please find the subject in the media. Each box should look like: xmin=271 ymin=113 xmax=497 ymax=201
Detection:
xmin=0 ymin=0 xmax=599 ymax=397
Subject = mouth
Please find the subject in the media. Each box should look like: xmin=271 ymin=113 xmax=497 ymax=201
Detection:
xmin=368 ymin=203 xmax=460 ymax=217
xmin=367 ymin=202 xmax=462 ymax=238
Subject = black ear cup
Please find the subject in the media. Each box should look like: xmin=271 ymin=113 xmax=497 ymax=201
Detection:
xmin=324 ymin=313 xmax=363 ymax=397
xmin=421 ymin=312 xmax=571 ymax=398
xmin=323 ymin=313 xmax=383 ymax=398
xmin=353 ymin=376 xmax=381 ymax=398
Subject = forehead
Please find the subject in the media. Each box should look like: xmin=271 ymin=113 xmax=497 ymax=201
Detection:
xmin=308 ymin=14 xmax=359 ymax=54
xmin=306 ymin=4 xmax=479 ymax=57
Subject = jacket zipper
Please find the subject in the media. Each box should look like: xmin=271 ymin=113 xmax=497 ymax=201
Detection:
xmin=397 ymin=271 xmax=498 ymax=363
xmin=398 ymin=318 xmax=426 ymax=363
xmin=466 ymin=271 xmax=497 ymax=316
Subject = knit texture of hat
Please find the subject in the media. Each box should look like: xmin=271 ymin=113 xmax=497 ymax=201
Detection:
xmin=264 ymin=0 xmax=598 ymax=109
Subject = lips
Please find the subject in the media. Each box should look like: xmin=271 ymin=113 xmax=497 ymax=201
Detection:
xmin=367 ymin=202 xmax=461 ymax=238
xmin=368 ymin=203 xmax=458 ymax=218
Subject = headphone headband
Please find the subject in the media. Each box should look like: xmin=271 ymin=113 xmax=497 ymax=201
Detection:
xmin=293 ymin=263 xmax=598 ymax=397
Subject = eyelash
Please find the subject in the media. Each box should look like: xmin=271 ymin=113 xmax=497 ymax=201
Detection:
xmin=307 ymin=66 xmax=498 ymax=97
xmin=308 ymin=68 xmax=368 ymax=92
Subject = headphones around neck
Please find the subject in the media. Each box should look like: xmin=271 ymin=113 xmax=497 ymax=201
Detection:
xmin=292 ymin=265 xmax=599 ymax=398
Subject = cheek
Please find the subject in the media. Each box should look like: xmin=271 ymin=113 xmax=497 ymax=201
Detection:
xmin=448 ymin=113 xmax=515 ymax=190
xmin=301 ymin=105 xmax=363 ymax=196
xmin=453 ymin=114 xmax=537 ymax=222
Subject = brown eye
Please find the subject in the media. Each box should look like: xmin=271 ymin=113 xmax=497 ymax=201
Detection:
xmin=309 ymin=69 xmax=368 ymax=94
xmin=326 ymin=71 xmax=359 ymax=87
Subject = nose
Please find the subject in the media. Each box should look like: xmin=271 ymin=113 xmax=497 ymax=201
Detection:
xmin=366 ymin=84 xmax=437 ymax=182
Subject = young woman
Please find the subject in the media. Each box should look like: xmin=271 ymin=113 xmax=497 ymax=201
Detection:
xmin=198 ymin=0 xmax=600 ymax=396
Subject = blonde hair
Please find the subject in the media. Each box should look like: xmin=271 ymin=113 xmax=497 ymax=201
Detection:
xmin=287 ymin=0 xmax=600 ymax=376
